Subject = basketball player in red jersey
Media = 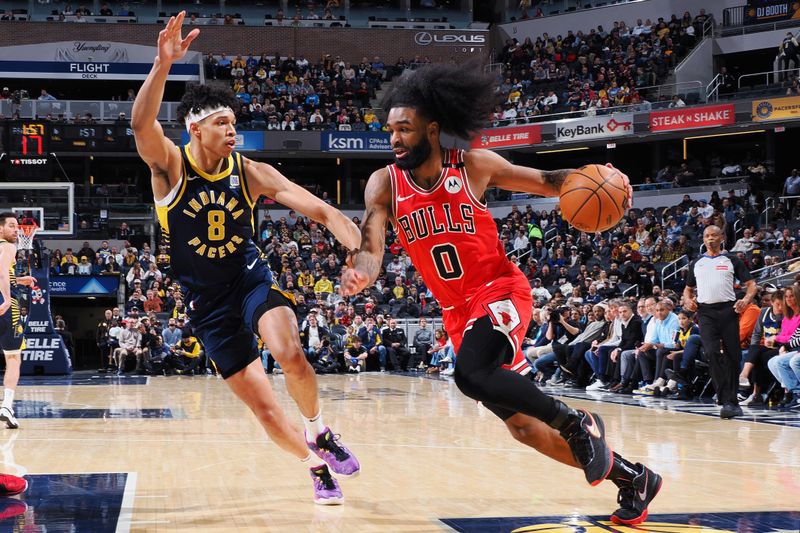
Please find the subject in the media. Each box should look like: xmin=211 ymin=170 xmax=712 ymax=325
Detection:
xmin=342 ymin=63 xmax=661 ymax=526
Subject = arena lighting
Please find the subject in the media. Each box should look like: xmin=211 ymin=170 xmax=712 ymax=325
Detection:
xmin=682 ymin=129 xmax=765 ymax=159
xmin=536 ymin=146 xmax=590 ymax=154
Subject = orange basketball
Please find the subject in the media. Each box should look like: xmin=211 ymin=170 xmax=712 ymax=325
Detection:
xmin=559 ymin=164 xmax=627 ymax=233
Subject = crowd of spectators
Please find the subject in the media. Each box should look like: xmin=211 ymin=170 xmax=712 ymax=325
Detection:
xmin=205 ymin=52 xmax=414 ymax=132
xmin=21 ymin=165 xmax=800 ymax=413
xmin=492 ymin=9 xmax=712 ymax=124
xmin=519 ymin=281 xmax=800 ymax=411
xmin=38 ymin=180 xmax=770 ymax=380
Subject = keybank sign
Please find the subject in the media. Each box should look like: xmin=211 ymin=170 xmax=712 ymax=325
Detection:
xmin=414 ymin=32 xmax=486 ymax=46
xmin=322 ymin=132 xmax=392 ymax=152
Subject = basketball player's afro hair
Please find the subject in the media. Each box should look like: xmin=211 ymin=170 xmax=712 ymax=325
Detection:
xmin=381 ymin=60 xmax=495 ymax=140
xmin=176 ymin=83 xmax=240 ymax=125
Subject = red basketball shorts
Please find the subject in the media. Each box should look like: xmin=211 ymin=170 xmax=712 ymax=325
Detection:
xmin=442 ymin=270 xmax=532 ymax=375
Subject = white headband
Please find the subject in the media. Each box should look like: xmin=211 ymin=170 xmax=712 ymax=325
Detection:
xmin=185 ymin=105 xmax=233 ymax=132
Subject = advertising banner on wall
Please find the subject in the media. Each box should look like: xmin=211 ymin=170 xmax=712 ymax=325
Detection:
xmin=0 ymin=41 xmax=201 ymax=81
xmin=470 ymin=124 xmax=542 ymax=149
xmin=752 ymin=96 xmax=800 ymax=121
xmin=47 ymin=275 xmax=120 ymax=296
xmin=21 ymin=264 xmax=72 ymax=375
xmin=321 ymin=131 xmax=392 ymax=152
xmin=744 ymin=0 xmax=800 ymax=24
xmin=555 ymin=113 xmax=634 ymax=142
xmin=649 ymin=104 xmax=735 ymax=132
xmin=180 ymin=130 xmax=264 ymax=151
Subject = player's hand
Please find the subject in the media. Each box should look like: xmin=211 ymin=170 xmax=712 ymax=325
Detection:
xmin=341 ymin=267 xmax=369 ymax=296
xmin=683 ymin=298 xmax=697 ymax=312
xmin=0 ymin=301 xmax=9 ymax=316
xmin=158 ymin=11 xmax=199 ymax=65
xmin=605 ymin=163 xmax=633 ymax=209
xmin=16 ymin=275 xmax=36 ymax=286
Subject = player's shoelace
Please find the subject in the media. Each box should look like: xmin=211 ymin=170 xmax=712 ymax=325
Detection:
xmin=616 ymin=484 xmax=636 ymax=509
xmin=320 ymin=434 xmax=350 ymax=462
xmin=563 ymin=417 xmax=596 ymax=466
xmin=312 ymin=468 xmax=337 ymax=490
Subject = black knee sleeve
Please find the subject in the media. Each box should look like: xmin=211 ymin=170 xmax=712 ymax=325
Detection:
xmin=454 ymin=316 xmax=561 ymax=423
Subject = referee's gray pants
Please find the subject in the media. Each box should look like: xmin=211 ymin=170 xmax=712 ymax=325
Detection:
xmin=697 ymin=301 xmax=742 ymax=406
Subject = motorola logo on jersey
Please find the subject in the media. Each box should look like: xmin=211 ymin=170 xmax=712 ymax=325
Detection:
xmin=444 ymin=176 xmax=463 ymax=194
xmin=181 ymin=188 xmax=247 ymax=259
xmin=396 ymin=203 xmax=476 ymax=244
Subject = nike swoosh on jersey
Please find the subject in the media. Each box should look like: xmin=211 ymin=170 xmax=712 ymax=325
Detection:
xmin=397 ymin=194 xmax=415 ymax=202
xmin=186 ymin=175 xmax=199 ymax=181
xmin=247 ymin=258 xmax=259 ymax=270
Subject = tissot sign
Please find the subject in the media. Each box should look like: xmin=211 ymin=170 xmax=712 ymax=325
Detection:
xmin=414 ymin=32 xmax=486 ymax=46
xmin=555 ymin=113 xmax=634 ymax=142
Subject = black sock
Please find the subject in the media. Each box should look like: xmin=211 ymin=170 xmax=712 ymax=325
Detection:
xmin=546 ymin=399 xmax=579 ymax=431
xmin=610 ymin=452 xmax=641 ymax=487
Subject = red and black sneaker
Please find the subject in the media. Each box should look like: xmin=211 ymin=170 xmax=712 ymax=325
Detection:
xmin=0 ymin=497 xmax=26 ymax=521
xmin=0 ymin=474 xmax=26 ymax=497
xmin=610 ymin=463 xmax=663 ymax=526
xmin=559 ymin=410 xmax=613 ymax=486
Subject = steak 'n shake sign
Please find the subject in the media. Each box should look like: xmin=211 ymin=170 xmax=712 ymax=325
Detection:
xmin=649 ymin=104 xmax=735 ymax=132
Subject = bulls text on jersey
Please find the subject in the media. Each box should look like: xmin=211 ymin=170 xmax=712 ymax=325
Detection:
xmin=395 ymin=203 xmax=476 ymax=244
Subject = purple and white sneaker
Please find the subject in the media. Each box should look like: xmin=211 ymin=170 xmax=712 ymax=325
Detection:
xmin=306 ymin=427 xmax=361 ymax=478
xmin=310 ymin=465 xmax=344 ymax=505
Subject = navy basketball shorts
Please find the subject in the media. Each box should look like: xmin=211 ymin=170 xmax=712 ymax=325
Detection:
xmin=0 ymin=298 xmax=25 ymax=352
xmin=185 ymin=265 xmax=294 ymax=379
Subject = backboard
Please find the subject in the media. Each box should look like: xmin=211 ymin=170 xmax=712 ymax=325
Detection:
xmin=0 ymin=182 xmax=74 ymax=236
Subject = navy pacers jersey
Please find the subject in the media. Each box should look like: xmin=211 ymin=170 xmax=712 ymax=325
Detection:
xmin=0 ymin=239 xmax=24 ymax=351
xmin=155 ymin=144 xmax=266 ymax=292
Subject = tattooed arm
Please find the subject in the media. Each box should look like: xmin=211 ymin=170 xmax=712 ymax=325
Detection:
xmin=465 ymin=149 xmax=632 ymax=206
xmin=341 ymin=168 xmax=391 ymax=296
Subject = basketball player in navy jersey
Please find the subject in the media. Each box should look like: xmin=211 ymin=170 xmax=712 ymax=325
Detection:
xmin=342 ymin=63 xmax=661 ymax=525
xmin=0 ymin=213 xmax=37 ymax=430
xmin=132 ymin=12 xmax=360 ymax=504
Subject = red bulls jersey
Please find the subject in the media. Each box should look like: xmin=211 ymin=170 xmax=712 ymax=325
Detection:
xmin=388 ymin=148 xmax=515 ymax=309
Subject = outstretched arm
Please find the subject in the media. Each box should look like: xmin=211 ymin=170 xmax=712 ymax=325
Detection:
xmin=466 ymin=149 xmax=633 ymax=207
xmin=341 ymin=169 xmax=391 ymax=296
xmin=131 ymin=11 xmax=199 ymax=199
xmin=243 ymin=159 xmax=361 ymax=251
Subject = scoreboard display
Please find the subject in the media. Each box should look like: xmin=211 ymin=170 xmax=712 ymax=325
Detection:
xmin=10 ymin=121 xmax=49 ymax=156
xmin=6 ymin=121 xmax=51 ymax=179
xmin=50 ymin=123 xmax=136 ymax=151
xmin=2 ymin=120 xmax=137 ymax=154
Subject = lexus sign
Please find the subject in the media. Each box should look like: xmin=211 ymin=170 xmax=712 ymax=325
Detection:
xmin=414 ymin=32 xmax=486 ymax=46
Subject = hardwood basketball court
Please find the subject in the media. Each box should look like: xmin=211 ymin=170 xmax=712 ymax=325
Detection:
xmin=1 ymin=372 xmax=798 ymax=532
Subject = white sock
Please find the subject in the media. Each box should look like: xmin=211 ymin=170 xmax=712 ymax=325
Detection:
xmin=303 ymin=410 xmax=326 ymax=438
xmin=1 ymin=389 xmax=14 ymax=410
xmin=301 ymin=452 xmax=326 ymax=469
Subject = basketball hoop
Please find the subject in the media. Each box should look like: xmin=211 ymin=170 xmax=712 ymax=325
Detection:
xmin=16 ymin=224 xmax=38 ymax=251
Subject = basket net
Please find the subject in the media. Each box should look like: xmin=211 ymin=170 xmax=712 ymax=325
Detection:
xmin=16 ymin=224 xmax=38 ymax=251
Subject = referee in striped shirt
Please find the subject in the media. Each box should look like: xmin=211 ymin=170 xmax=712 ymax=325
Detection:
xmin=683 ymin=225 xmax=757 ymax=419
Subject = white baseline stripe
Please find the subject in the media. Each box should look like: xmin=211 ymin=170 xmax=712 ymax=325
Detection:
xmin=115 ymin=471 xmax=138 ymax=533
